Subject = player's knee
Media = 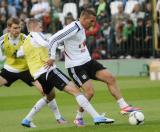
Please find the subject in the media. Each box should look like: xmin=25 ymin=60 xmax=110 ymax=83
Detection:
xmin=85 ymin=91 xmax=94 ymax=100
xmin=64 ymin=82 xmax=80 ymax=96
xmin=0 ymin=76 xmax=8 ymax=86
xmin=106 ymin=74 xmax=116 ymax=84
xmin=40 ymin=91 xmax=45 ymax=96
xmin=46 ymin=95 xmax=54 ymax=101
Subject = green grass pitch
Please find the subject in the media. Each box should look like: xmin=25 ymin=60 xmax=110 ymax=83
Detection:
xmin=0 ymin=77 xmax=160 ymax=132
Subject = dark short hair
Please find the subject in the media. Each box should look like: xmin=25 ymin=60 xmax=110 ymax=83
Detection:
xmin=7 ymin=17 xmax=20 ymax=27
xmin=80 ymin=8 xmax=96 ymax=17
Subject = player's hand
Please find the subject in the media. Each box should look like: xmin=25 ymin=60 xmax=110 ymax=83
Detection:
xmin=44 ymin=59 xmax=55 ymax=69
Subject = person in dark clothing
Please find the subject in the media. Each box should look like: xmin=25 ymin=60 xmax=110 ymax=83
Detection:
xmin=134 ymin=18 xmax=145 ymax=58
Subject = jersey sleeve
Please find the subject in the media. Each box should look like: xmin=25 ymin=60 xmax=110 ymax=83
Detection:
xmin=31 ymin=32 xmax=49 ymax=47
xmin=0 ymin=47 xmax=6 ymax=61
xmin=49 ymin=22 xmax=79 ymax=59
xmin=0 ymin=35 xmax=5 ymax=61
xmin=0 ymin=35 xmax=5 ymax=47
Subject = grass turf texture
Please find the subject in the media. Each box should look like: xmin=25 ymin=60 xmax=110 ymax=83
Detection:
xmin=0 ymin=77 xmax=160 ymax=132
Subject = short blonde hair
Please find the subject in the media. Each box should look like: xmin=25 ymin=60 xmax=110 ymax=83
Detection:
xmin=7 ymin=17 xmax=20 ymax=27
xmin=26 ymin=18 xmax=40 ymax=31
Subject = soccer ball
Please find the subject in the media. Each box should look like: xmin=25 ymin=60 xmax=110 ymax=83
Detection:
xmin=128 ymin=111 xmax=144 ymax=125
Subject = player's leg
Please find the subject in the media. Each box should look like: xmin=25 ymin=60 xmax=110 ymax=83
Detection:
xmin=0 ymin=76 xmax=8 ymax=86
xmin=21 ymin=88 xmax=55 ymax=128
xmin=0 ymin=68 xmax=18 ymax=86
xmin=32 ymin=79 xmax=66 ymax=123
xmin=63 ymin=81 xmax=114 ymax=125
xmin=95 ymin=68 xmax=141 ymax=114
xmin=81 ymin=80 xmax=94 ymax=102
xmin=32 ymin=80 xmax=45 ymax=96
xmin=73 ymin=80 xmax=95 ymax=126
xmin=68 ymin=67 xmax=95 ymax=126
xmin=53 ymin=68 xmax=114 ymax=125
xmin=21 ymin=71 xmax=66 ymax=128
xmin=45 ymin=88 xmax=67 ymax=124
xmin=96 ymin=69 xmax=123 ymax=100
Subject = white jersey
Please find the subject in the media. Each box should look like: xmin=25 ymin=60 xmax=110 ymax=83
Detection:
xmin=49 ymin=21 xmax=91 ymax=68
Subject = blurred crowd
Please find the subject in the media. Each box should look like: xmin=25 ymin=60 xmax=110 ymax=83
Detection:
xmin=0 ymin=0 xmax=160 ymax=60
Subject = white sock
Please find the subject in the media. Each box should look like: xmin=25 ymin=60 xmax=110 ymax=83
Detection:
xmin=48 ymin=99 xmax=61 ymax=119
xmin=25 ymin=97 xmax=47 ymax=121
xmin=75 ymin=94 xmax=100 ymax=118
xmin=75 ymin=110 xmax=85 ymax=119
xmin=117 ymin=98 xmax=129 ymax=109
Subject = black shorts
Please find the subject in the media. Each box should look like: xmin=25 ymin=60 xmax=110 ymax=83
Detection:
xmin=68 ymin=59 xmax=106 ymax=87
xmin=0 ymin=68 xmax=34 ymax=87
xmin=37 ymin=68 xmax=71 ymax=94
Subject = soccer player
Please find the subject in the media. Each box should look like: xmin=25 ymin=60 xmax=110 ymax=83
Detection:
xmin=0 ymin=17 xmax=66 ymax=128
xmin=18 ymin=18 xmax=114 ymax=127
xmin=48 ymin=9 xmax=141 ymax=126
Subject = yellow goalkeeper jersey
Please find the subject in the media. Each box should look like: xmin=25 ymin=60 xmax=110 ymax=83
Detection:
xmin=3 ymin=33 xmax=28 ymax=71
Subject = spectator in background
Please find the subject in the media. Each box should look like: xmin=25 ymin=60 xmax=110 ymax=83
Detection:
xmin=144 ymin=18 xmax=153 ymax=58
xmin=31 ymin=0 xmax=51 ymax=33
xmin=30 ymin=0 xmax=50 ymax=19
xmin=79 ymin=0 xmax=92 ymax=17
xmin=130 ymin=3 xmax=145 ymax=27
xmin=134 ymin=18 xmax=145 ymax=58
xmin=111 ymin=2 xmax=129 ymax=28
xmin=51 ymin=0 xmax=62 ymax=21
xmin=0 ymin=0 xmax=9 ymax=30
xmin=156 ymin=0 xmax=160 ymax=16
xmin=101 ymin=19 xmax=114 ymax=59
xmin=86 ymin=16 xmax=101 ymax=55
xmin=8 ymin=0 xmax=14 ymax=5
xmin=19 ymin=12 xmax=28 ymax=34
xmin=97 ymin=10 xmax=109 ymax=25
xmin=122 ymin=0 xmax=127 ymax=8
xmin=123 ymin=19 xmax=135 ymax=58
xmin=96 ymin=0 xmax=106 ymax=16
xmin=143 ymin=1 xmax=153 ymax=56
xmin=21 ymin=0 xmax=32 ymax=17
xmin=53 ymin=16 xmax=63 ymax=33
xmin=111 ymin=3 xmax=129 ymax=58
xmin=91 ymin=0 xmax=100 ymax=14
xmin=42 ymin=10 xmax=52 ymax=33
xmin=115 ymin=22 xmax=125 ymax=58
xmin=52 ymin=0 xmax=62 ymax=13
xmin=0 ymin=13 xmax=4 ymax=36
xmin=157 ymin=0 xmax=160 ymax=36
xmin=50 ymin=0 xmax=63 ymax=33
xmin=8 ymin=0 xmax=21 ymax=13
xmin=8 ymin=2 xmax=17 ymax=17
xmin=64 ymin=13 xmax=75 ymax=26
xmin=145 ymin=2 xmax=152 ymax=20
